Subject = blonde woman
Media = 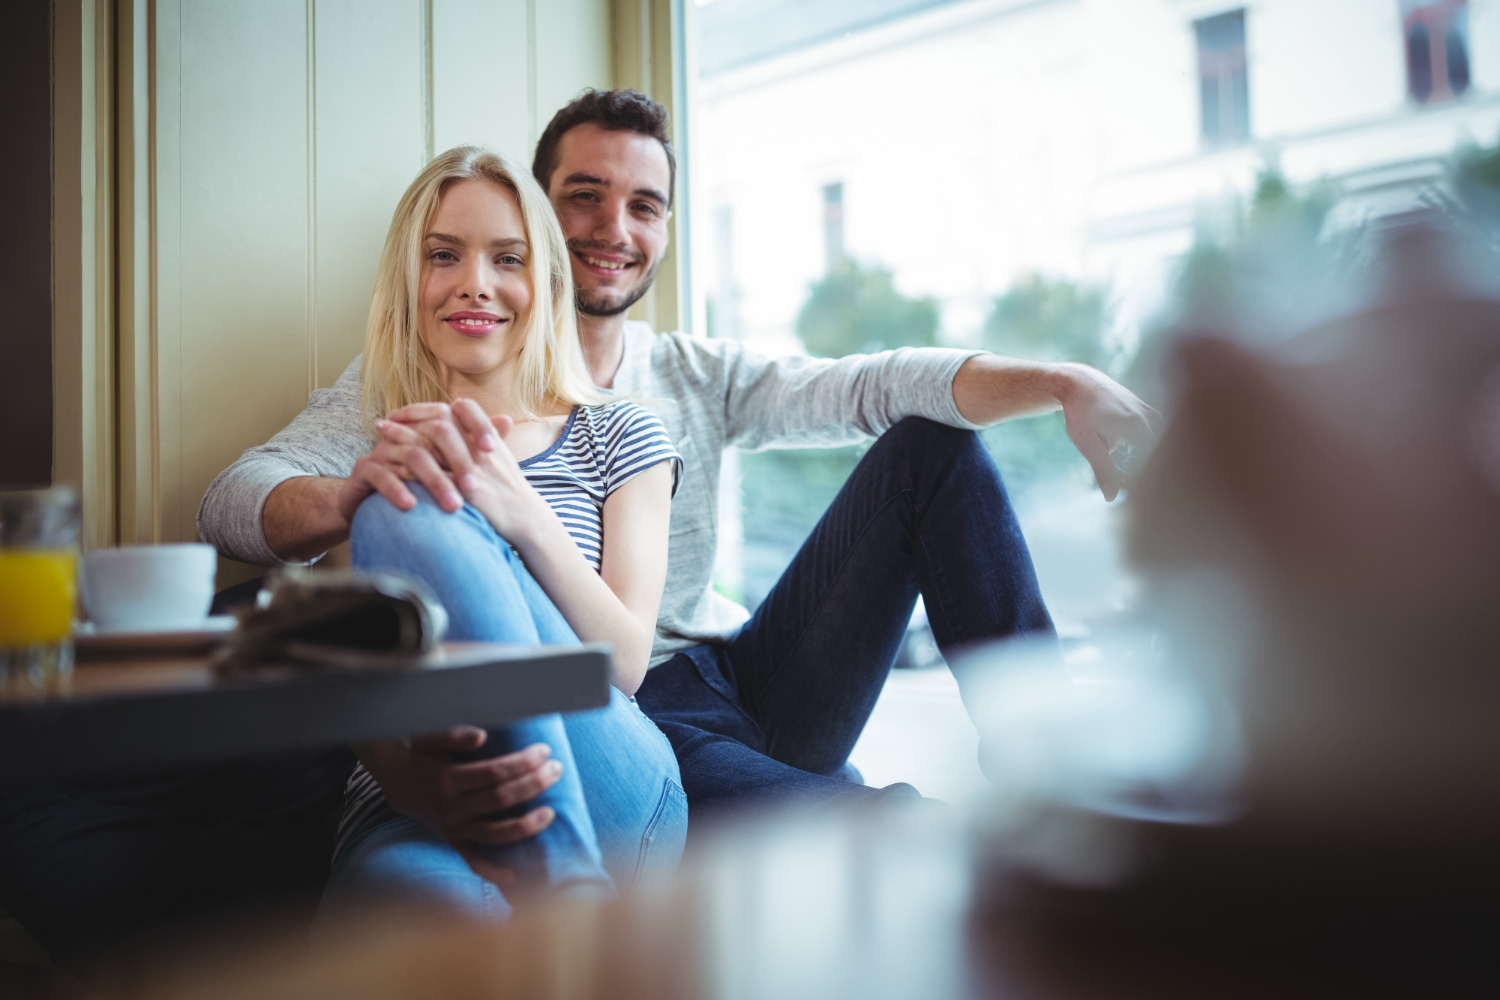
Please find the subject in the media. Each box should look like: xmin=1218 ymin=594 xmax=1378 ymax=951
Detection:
xmin=319 ymin=147 xmax=685 ymax=918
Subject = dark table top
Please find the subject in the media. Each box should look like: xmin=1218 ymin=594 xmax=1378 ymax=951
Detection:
xmin=0 ymin=642 xmax=610 ymax=785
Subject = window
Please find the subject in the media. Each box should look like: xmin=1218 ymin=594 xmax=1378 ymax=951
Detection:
xmin=822 ymin=182 xmax=845 ymax=272
xmin=1195 ymin=10 xmax=1250 ymax=145
xmin=1402 ymin=0 xmax=1470 ymax=104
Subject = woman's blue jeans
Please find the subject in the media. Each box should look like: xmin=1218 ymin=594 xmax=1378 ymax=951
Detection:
xmin=320 ymin=485 xmax=687 ymax=922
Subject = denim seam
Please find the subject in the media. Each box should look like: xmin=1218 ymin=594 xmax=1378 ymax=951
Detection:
xmin=697 ymin=650 xmax=767 ymax=739
xmin=632 ymin=777 xmax=682 ymax=887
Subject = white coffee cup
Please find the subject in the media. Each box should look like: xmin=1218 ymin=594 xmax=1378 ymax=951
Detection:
xmin=82 ymin=544 xmax=218 ymax=631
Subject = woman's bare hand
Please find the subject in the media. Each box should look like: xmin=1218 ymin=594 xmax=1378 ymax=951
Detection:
xmin=435 ymin=399 xmax=554 ymax=544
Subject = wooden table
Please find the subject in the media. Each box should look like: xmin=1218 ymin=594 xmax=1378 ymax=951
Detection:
xmin=0 ymin=642 xmax=610 ymax=786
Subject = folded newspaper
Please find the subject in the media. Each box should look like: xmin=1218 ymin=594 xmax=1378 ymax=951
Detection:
xmin=217 ymin=569 xmax=449 ymax=672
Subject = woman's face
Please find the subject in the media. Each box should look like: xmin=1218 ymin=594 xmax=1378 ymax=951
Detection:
xmin=417 ymin=177 xmax=534 ymax=379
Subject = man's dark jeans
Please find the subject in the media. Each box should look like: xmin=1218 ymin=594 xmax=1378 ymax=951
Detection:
xmin=636 ymin=417 xmax=1055 ymax=816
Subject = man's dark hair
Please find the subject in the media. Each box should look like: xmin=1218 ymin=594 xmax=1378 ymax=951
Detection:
xmin=532 ymin=89 xmax=675 ymax=207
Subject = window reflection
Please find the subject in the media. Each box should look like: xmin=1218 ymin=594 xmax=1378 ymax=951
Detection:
xmin=1195 ymin=10 xmax=1250 ymax=145
xmin=1402 ymin=0 xmax=1471 ymax=104
xmin=691 ymin=0 xmax=1497 ymax=632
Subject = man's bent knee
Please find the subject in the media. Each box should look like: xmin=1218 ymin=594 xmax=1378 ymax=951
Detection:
xmin=873 ymin=417 xmax=995 ymax=478
xmin=880 ymin=416 xmax=983 ymax=455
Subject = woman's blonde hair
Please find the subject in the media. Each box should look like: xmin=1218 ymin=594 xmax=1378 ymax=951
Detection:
xmin=362 ymin=145 xmax=606 ymax=428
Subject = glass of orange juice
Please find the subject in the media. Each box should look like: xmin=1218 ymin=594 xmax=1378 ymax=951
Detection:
xmin=0 ymin=488 xmax=80 ymax=695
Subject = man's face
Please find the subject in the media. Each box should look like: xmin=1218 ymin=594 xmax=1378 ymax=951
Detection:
xmin=545 ymin=123 xmax=671 ymax=318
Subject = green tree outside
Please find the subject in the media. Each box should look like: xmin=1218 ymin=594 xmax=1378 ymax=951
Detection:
xmin=978 ymin=275 xmax=1112 ymax=500
xmin=737 ymin=260 xmax=1109 ymax=605
xmin=982 ymin=275 xmax=1115 ymax=374
xmin=796 ymin=261 xmax=940 ymax=358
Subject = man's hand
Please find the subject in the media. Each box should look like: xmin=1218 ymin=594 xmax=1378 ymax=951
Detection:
xmin=1054 ymin=363 xmax=1161 ymax=502
xmin=355 ymin=727 xmax=563 ymax=849
xmin=333 ymin=400 xmax=503 ymax=522
xmin=262 ymin=408 xmax=474 ymax=562
xmin=337 ymin=418 xmax=476 ymax=523
xmin=952 ymin=355 xmax=1161 ymax=502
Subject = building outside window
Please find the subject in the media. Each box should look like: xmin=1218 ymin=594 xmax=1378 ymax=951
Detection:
xmin=690 ymin=0 xmax=1500 ymax=625
xmin=1402 ymin=0 xmax=1471 ymax=104
xmin=1195 ymin=9 xmax=1250 ymax=145
xmin=822 ymin=182 xmax=845 ymax=272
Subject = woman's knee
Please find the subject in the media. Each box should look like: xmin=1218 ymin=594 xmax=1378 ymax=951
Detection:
xmin=348 ymin=483 xmax=511 ymax=582
xmin=568 ymin=689 xmax=679 ymax=782
xmin=320 ymin=812 xmax=511 ymax=925
xmin=352 ymin=482 xmax=469 ymax=544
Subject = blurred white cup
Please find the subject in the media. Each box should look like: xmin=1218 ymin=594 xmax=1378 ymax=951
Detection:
xmin=82 ymin=544 xmax=217 ymax=631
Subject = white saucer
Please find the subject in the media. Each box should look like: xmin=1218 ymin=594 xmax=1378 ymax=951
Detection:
xmin=77 ymin=616 xmax=238 ymax=637
xmin=74 ymin=616 xmax=238 ymax=659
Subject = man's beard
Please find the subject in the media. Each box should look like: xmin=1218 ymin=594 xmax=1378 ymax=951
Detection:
xmin=571 ymin=243 xmax=661 ymax=318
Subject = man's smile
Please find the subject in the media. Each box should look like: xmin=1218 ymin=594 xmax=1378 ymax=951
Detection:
xmin=571 ymin=246 xmax=642 ymax=278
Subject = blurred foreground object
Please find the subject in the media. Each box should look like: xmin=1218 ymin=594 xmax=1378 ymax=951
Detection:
xmin=139 ymin=794 xmax=1475 ymax=1000
xmin=1131 ymin=221 xmax=1500 ymax=845
xmin=217 ymin=569 xmax=449 ymax=673
xmin=958 ymin=220 xmax=1500 ymax=996
xmin=142 ymin=804 xmax=968 ymax=1000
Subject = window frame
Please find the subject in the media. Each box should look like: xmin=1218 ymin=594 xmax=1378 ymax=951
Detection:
xmin=1402 ymin=0 xmax=1471 ymax=106
xmin=1193 ymin=8 xmax=1251 ymax=148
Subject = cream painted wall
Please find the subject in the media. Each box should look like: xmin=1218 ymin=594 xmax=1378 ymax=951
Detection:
xmin=142 ymin=0 xmax=611 ymax=575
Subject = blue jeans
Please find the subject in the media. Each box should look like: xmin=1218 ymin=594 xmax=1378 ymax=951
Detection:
xmin=322 ymin=487 xmax=686 ymax=920
xmin=635 ymin=418 xmax=1055 ymax=817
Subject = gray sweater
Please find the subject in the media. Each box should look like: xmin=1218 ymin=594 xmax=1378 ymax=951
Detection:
xmin=197 ymin=321 xmax=981 ymax=664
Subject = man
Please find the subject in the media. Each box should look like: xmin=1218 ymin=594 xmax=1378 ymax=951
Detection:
xmin=197 ymin=90 xmax=1157 ymax=841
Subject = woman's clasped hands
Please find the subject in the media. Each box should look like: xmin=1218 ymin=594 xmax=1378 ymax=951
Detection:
xmin=368 ymin=398 xmax=552 ymax=543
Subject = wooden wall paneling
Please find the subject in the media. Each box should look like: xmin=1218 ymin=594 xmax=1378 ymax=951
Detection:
xmin=52 ymin=0 xmax=117 ymax=550
xmin=312 ymin=0 xmax=430 ymax=389
xmin=2 ymin=0 xmax=56 ymax=489
xmin=157 ymin=0 xmax=313 ymax=570
xmin=610 ymin=0 xmax=688 ymax=334
xmin=534 ymin=0 xmax=612 ymax=133
xmin=116 ymin=0 xmax=158 ymax=544
xmin=56 ymin=0 xmax=633 ymax=575
xmin=430 ymin=0 xmax=534 ymax=162
xmin=154 ymin=0 xmax=183 ymax=553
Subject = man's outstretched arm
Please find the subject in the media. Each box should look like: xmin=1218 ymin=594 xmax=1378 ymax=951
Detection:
xmin=699 ymin=336 xmax=1159 ymax=501
xmin=261 ymin=476 xmax=354 ymax=562
xmin=952 ymin=355 xmax=1160 ymax=501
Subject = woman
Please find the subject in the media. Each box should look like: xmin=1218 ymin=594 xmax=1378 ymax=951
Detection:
xmin=320 ymin=146 xmax=686 ymax=920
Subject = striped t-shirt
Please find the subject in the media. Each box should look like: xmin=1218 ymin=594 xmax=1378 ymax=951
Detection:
xmin=336 ymin=400 xmax=680 ymax=856
xmin=521 ymin=402 xmax=681 ymax=568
